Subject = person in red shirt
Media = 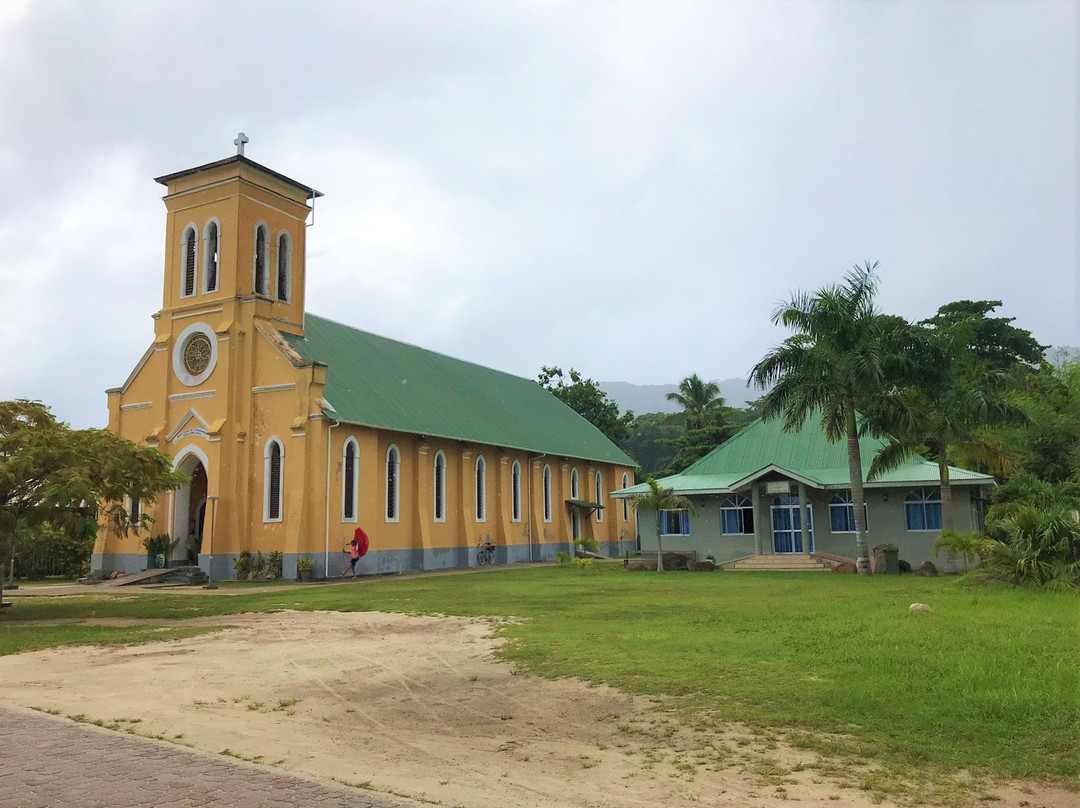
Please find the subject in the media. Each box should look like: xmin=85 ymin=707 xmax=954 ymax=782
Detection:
xmin=341 ymin=526 xmax=369 ymax=577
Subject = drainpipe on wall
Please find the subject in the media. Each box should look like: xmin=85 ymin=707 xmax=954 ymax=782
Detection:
xmin=324 ymin=418 xmax=339 ymax=579
xmin=527 ymin=452 xmax=546 ymax=563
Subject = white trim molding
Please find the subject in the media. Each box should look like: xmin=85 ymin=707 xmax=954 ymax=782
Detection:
xmin=171 ymin=321 xmax=219 ymax=387
xmin=263 ymin=437 xmax=285 ymax=523
xmin=252 ymin=383 xmax=297 ymax=394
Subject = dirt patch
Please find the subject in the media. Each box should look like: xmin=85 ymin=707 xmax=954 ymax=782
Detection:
xmin=0 ymin=611 xmax=1071 ymax=808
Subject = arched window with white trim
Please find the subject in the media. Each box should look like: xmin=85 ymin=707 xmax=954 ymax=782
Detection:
xmin=203 ymin=219 xmax=220 ymax=293
xmin=181 ymin=225 xmax=198 ymax=298
xmin=433 ymin=451 xmax=446 ymax=523
xmin=276 ymin=231 xmax=291 ymax=302
xmin=543 ymin=465 xmax=552 ymax=522
xmin=385 ymin=445 xmax=400 ymax=522
xmin=621 ymin=473 xmax=630 ymax=521
xmin=253 ymin=223 xmax=269 ymax=297
xmin=720 ymin=495 xmax=754 ymax=535
xmin=342 ymin=438 xmax=358 ymax=522
xmin=594 ymin=471 xmax=604 ymax=522
xmin=511 ymin=461 xmax=521 ymax=522
xmin=263 ymin=438 xmax=283 ymax=522
xmin=475 ymin=455 xmax=487 ymax=522
xmin=571 ymin=468 xmax=579 ymax=499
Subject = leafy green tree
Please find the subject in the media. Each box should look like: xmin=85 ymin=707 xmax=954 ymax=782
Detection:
xmin=665 ymin=374 xmax=725 ymax=430
xmin=537 ymin=366 xmax=635 ymax=443
xmin=920 ymin=300 xmax=1047 ymax=372
xmin=627 ymin=477 xmax=697 ymax=573
xmin=990 ymin=360 xmax=1080 ymax=483
xmin=662 ymin=419 xmax=739 ymax=476
xmin=750 ymin=262 xmax=919 ymax=574
xmin=619 ymin=412 xmax=680 ymax=477
xmin=0 ymin=400 xmax=186 ymax=586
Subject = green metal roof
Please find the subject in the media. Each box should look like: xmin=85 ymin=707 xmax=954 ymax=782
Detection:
xmin=614 ymin=416 xmax=993 ymax=496
xmin=283 ymin=314 xmax=634 ymax=466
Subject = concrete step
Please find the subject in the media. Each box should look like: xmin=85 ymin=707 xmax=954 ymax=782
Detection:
xmin=99 ymin=566 xmax=209 ymax=587
xmin=723 ymin=555 xmax=836 ymax=572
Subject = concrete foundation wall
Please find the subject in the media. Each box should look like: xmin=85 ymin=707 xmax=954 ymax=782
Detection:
xmin=93 ymin=538 xmax=640 ymax=581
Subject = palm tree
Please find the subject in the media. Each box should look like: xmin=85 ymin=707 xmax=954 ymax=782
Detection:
xmin=628 ymin=477 xmax=697 ymax=573
xmin=868 ymin=333 xmax=1024 ymax=534
xmin=749 ymin=262 xmax=916 ymax=575
xmin=665 ymin=374 xmax=725 ymax=430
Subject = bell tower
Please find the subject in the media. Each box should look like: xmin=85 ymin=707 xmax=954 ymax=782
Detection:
xmin=153 ymin=135 xmax=322 ymax=337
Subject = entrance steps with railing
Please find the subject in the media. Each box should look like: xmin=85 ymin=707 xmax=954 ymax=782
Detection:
xmin=98 ymin=566 xmax=209 ymax=587
xmin=721 ymin=554 xmax=840 ymax=572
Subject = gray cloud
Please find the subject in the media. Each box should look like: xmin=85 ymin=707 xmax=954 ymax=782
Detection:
xmin=0 ymin=0 xmax=1074 ymax=428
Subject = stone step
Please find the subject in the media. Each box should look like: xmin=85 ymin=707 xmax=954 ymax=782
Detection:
xmin=99 ymin=566 xmax=209 ymax=587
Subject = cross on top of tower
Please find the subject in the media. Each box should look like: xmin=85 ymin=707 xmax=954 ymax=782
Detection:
xmin=233 ymin=132 xmax=249 ymax=156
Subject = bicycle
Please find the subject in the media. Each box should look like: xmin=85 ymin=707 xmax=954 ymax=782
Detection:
xmin=476 ymin=539 xmax=496 ymax=566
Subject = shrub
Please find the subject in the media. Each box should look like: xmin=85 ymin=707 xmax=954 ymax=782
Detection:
xmin=576 ymin=537 xmax=599 ymax=554
xmin=234 ymin=551 xmax=252 ymax=580
xmin=934 ymin=528 xmax=984 ymax=568
xmin=973 ymin=503 xmax=1080 ymax=591
xmin=296 ymin=556 xmax=315 ymax=572
xmin=250 ymin=551 xmax=268 ymax=579
xmin=267 ymin=551 xmax=283 ymax=579
xmin=574 ymin=557 xmax=597 ymax=573
xmin=555 ymin=551 xmax=572 ymax=565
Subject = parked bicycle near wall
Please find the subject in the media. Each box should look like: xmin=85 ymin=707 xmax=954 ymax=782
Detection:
xmin=476 ymin=539 xmax=496 ymax=566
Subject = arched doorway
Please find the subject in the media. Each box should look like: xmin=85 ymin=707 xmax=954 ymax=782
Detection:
xmin=173 ymin=453 xmax=208 ymax=566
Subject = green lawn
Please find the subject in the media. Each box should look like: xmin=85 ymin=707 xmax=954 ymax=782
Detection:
xmin=3 ymin=566 xmax=1078 ymax=786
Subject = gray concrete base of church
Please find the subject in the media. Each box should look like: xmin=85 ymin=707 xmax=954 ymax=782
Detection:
xmin=94 ymin=540 xmax=642 ymax=582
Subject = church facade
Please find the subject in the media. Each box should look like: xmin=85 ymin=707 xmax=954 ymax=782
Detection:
xmin=93 ymin=150 xmax=637 ymax=580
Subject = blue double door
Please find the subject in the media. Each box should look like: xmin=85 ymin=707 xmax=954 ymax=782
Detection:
xmin=771 ymin=494 xmax=814 ymax=554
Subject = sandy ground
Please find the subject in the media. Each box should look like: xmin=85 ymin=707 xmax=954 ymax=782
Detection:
xmin=0 ymin=611 xmax=1074 ymax=808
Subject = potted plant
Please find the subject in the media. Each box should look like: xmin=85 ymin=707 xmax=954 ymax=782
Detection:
xmin=297 ymin=556 xmax=315 ymax=582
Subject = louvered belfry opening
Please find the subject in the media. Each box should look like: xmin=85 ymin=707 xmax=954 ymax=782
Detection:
xmin=183 ymin=228 xmax=196 ymax=296
xmin=268 ymin=443 xmax=282 ymax=520
xmin=206 ymin=222 xmax=219 ymax=291
xmin=277 ymin=233 xmax=289 ymax=301
xmin=254 ymin=225 xmax=268 ymax=296
xmin=343 ymin=442 xmax=356 ymax=520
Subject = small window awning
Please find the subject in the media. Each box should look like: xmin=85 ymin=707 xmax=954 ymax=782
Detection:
xmin=566 ymin=499 xmax=604 ymax=511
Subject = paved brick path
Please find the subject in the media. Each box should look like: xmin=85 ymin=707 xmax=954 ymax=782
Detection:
xmin=0 ymin=707 xmax=420 ymax=808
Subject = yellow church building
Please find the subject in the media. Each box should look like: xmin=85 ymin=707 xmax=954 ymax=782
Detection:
xmin=93 ymin=144 xmax=637 ymax=580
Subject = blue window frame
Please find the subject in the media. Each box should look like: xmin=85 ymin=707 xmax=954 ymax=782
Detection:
xmin=720 ymin=495 xmax=754 ymax=535
xmin=659 ymin=509 xmax=690 ymax=536
xmin=905 ymin=487 xmax=942 ymax=531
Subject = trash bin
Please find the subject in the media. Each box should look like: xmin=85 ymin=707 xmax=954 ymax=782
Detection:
xmin=872 ymin=544 xmax=900 ymax=575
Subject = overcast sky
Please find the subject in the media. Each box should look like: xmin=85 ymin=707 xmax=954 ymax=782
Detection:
xmin=0 ymin=0 xmax=1075 ymax=429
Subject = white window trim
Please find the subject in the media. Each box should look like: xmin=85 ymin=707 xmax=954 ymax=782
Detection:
xmin=253 ymin=222 xmax=270 ymax=298
xmin=511 ymin=460 xmax=522 ymax=523
xmin=659 ymin=508 xmax=689 ymax=536
xmin=594 ymin=471 xmax=604 ymax=522
xmin=263 ymin=438 xmax=284 ymax=523
xmin=543 ymin=465 xmax=552 ymax=523
xmin=180 ymin=224 xmax=199 ymax=299
xmin=385 ymin=444 xmax=400 ymax=523
xmin=202 ymin=218 xmax=221 ymax=293
xmin=621 ymin=473 xmax=629 ymax=522
xmin=720 ymin=495 xmax=755 ymax=536
xmin=433 ymin=451 xmax=447 ymax=523
xmin=341 ymin=438 xmax=359 ymax=523
xmin=171 ymin=322 xmax=219 ymax=387
xmin=905 ymin=487 xmax=942 ymax=532
xmin=475 ymin=454 xmax=487 ymax=523
xmin=570 ymin=468 xmax=579 ymax=499
xmin=275 ymin=230 xmax=292 ymax=303
xmin=828 ymin=491 xmax=869 ymax=534
xmin=125 ymin=495 xmax=141 ymax=526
